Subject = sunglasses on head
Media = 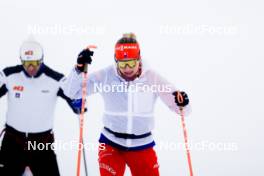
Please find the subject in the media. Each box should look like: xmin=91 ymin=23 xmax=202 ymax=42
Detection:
xmin=116 ymin=59 xmax=139 ymax=69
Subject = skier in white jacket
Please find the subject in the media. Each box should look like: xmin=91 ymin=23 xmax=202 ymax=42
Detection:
xmin=64 ymin=33 xmax=191 ymax=176
xmin=0 ymin=39 xmax=82 ymax=176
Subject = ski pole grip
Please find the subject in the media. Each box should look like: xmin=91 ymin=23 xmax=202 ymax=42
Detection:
xmin=176 ymin=91 xmax=184 ymax=111
xmin=84 ymin=44 xmax=97 ymax=74
xmin=177 ymin=91 xmax=184 ymax=104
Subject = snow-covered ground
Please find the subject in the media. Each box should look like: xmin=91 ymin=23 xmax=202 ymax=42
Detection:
xmin=1 ymin=0 xmax=264 ymax=175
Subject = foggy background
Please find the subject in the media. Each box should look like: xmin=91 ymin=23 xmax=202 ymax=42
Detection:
xmin=0 ymin=0 xmax=263 ymax=175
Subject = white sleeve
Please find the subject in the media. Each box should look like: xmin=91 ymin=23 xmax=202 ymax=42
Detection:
xmin=148 ymin=70 xmax=191 ymax=116
xmin=62 ymin=67 xmax=106 ymax=99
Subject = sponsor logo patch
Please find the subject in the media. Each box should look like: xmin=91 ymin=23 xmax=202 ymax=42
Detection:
xmin=13 ymin=86 xmax=24 ymax=92
xmin=15 ymin=92 xmax=21 ymax=98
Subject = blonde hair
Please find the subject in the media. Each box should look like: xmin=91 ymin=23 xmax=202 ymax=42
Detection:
xmin=122 ymin=33 xmax=137 ymax=40
xmin=116 ymin=33 xmax=138 ymax=44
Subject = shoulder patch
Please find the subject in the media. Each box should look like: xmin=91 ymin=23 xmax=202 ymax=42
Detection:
xmin=43 ymin=65 xmax=64 ymax=82
xmin=3 ymin=65 xmax=23 ymax=77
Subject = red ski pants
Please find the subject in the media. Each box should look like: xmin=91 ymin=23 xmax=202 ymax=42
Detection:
xmin=98 ymin=144 xmax=160 ymax=176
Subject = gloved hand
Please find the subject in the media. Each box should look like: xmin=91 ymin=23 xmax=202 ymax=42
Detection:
xmin=172 ymin=91 xmax=189 ymax=107
xmin=71 ymin=99 xmax=87 ymax=114
xmin=76 ymin=49 xmax=94 ymax=72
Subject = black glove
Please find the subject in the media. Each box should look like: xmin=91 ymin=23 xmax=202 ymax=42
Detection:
xmin=172 ymin=91 xmax=189 ymax=107
xmin=76 ymin=49 xmax=94 ymax=72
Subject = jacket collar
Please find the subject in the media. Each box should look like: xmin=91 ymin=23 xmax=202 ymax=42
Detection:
xmin=22 ymin=63 xmax=45 ymax=78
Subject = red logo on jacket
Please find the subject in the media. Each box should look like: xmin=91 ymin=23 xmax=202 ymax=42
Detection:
xmin=13 ymin=86 xmax=24 ymax=92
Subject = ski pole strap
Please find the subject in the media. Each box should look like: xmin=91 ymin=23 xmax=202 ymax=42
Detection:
xmin=104 ymin=127 xmax=151 ymax=139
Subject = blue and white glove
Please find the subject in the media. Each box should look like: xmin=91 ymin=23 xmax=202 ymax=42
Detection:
xmin=71 ymin=99 xmax=87 ymax=114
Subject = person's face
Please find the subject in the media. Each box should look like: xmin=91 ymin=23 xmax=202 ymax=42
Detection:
xmin=117 ymin=59 xmax=140 ymax=78
xmin=22 ymin=60 xmax=42 ymax=77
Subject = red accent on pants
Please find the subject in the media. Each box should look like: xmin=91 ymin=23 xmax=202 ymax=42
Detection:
xmin=98 ymin=144 xmax=160 ymax=176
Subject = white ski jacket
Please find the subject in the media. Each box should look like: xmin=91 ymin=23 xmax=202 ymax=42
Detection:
xmin=64 ymin=63 xmax=191 ymax=150
xmin=0 ymin=64 xmax=79 ymax=133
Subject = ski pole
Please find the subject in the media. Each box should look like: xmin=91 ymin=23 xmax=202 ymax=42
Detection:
xmin=0 ymin=129 xmax=5 ymax=148
xmin=82 ymin=139 xmax=88 ymax=176
xmin=0 ymin=128 xmax=5 ymax=138
xmin=76 ymin=64 xmax=88 ymax=176
xmin=77 ymin=119 xmax=88 ymax=176
xmin=177 ymin=92 xmax=194 ymax=176
xmin=76 ymin=45 xmax=96 ymax=176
